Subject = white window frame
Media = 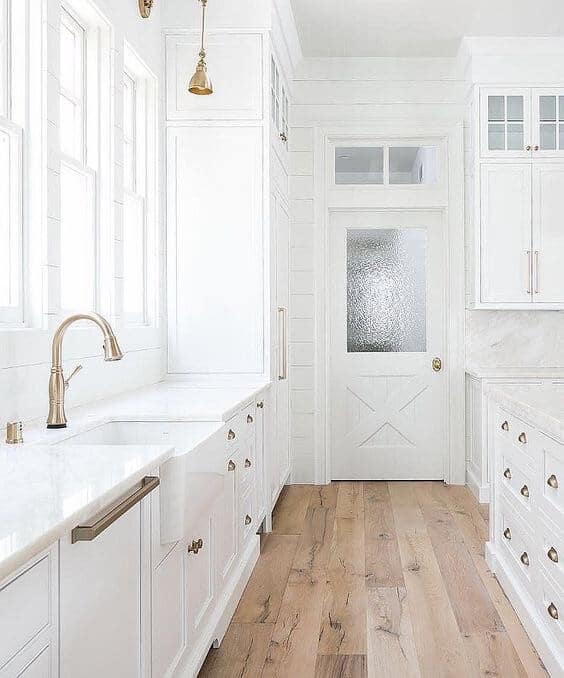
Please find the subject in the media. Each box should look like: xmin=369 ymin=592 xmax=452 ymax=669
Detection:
xmin=122 ymin=42 xmax=158 ymax=327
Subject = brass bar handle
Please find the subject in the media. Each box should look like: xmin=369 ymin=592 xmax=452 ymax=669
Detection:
xmin=245 ymin=514 xmax=252 ymax=525
xmin=501 ymin=420 xmax=509 ymax=431
xmin=520 ymin=485 xmax=530 ymax=498
xmin=526 ymin=250 xmax=532 ymax=295
xmin=503 ymin=468 xmax=512 ymax=480
xmin=71 ymin=476 xmax=159 ymax=543
xmin=518 ymin=432 xmax=527 ymax=444
xmin=228 ymin=460 xmax=236 ymax=472
xmin=256 ymin=401 xmax=264 ymax=409
xmin=244 ymin=458 xmax=252 ymax=468
xmin=278 ymin=307 xmax=288 ymax=381
xmin=534 ymin=251 xmax=539 ymax=294
xmin=188 ymin=538 xmax=203 ymax=554
xmin=520 ymin=552 xmax=530 ymax=567
xmin=247 ymin=414 xmax=254 ymax=424
xmin=228 ymin=429 xmax=236 ymax=441
xmin=547 ymin=474 xmax=559 ymax=489
xmin=548 ymin=603 xmax=559 ymax=620
xmin=503 ymin=527 xmax=512 ymax=540
xmin=548 ymin=547 xmax=559 ymax=563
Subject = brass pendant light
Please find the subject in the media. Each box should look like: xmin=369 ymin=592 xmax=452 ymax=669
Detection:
xmin=189 ymin=0 xmax=213 ymax=95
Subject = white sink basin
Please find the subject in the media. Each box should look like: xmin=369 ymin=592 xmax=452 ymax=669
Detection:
xmin=58 ymin=420 xmax=224 ymax=543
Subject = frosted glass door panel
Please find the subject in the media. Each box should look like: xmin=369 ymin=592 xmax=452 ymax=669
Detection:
xmin=347 ymin=228 xmax=426 ymax=353
xmin=335 ymin=147 xmax=383 ymax=184
xmin=389 ymin=146 xmax=438 ymax=185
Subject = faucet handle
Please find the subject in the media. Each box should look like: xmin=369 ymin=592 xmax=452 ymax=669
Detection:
xmin=64 ymin=364 xmax=83 ymax=390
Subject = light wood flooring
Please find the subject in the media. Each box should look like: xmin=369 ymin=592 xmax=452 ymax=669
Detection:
xmin=199 ymin=482 xmax=548 ymax=677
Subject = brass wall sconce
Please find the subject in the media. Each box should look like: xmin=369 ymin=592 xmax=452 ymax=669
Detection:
xmin=188 ymin=0 xmax=213 ymax=95
xmin=138 ymin=0 xmax=153 ymax=19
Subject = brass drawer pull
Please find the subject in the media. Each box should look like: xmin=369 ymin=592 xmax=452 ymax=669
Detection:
xmin=501 ymin=420 xmax=509 ymax=431
xmin=71 ymin=476 xmax=160 ymax=543
xmin=228 ymin=460 xmax=236 ymax=471
xmin=503 ymin=468 xmax=512 ymax=480
xmin=548 ymin=603 xmax=559 ymax=620
xmin=244 ymin=458 xmax=252 ymax=468
xmin=188 ymin=538 xmax=203 ymax=554
xmin=548 ymin=474 xmax=559 ymax=489
xmin=548 ymin=547 xmax=559 ymax=563
xmin=520 ymin=552 xmax=530 ymax=567
xmin=228 ymin=429 xmax=236 ymax=441
xmin=247 ymin=414 xmax=254 ymax=424
xmin=520 ymin=485 xmax=530 ymax=498
xmin=518 ymin=432 xmax=527 ymax=444
xmin=503 ymin=527 xmax=512 ymax=540
xmin=256 ymin=401 xmax=264 ymax=409
xmin=245 ymin=514 xmax=252 ymax=526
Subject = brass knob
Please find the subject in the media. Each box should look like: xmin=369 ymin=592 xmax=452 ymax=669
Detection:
xmin=432 ymin=357 xmax=442 ymax=372
xmin=520 ymin=552 xmax=530 ymax=567
xmin=247 ymin=414 xmax=254 ymax=424
xmin=534 ymin=145 xmax=540 ymax=151
xmin=244 ymin=458 xmax=252 ymax=468
xmin=256 ymin=401 xmax=264 ymax=409
xmin=501 ymin=420 xmax=509 ymax=431
xmin=520 ymin=485 xmax=530 ymax=498
xmin=228 ymin=460 xmax=236 ymax=471
xmin=228 ymin=429 xmax=236 ymax=440
xmin=503 ymin=527 xmax=512 ymax=540
xmin=526 ymin=145 xmax=532 ymax=151
xmin=547 ymin=474 xmax=559 ymax=489
xmin=518 ymin=432 xmax=527 ymax=444
xmin=548 ymin=547 xmax=559 ymax=563
xmin=279 ymin=132 xmax=287 ymax=142
xmin=188 ymin=538 xmax=203 ymax=554
xmin=245 ymin=514 xmax=252 ymax=525
xmin=548 ymin=603 xmax=559 ymax=620
xmin=503 ymin=468 xmax=512 ymax=480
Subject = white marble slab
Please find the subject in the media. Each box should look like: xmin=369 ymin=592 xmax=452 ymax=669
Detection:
xmin=486 ymin=383 xmax=564 ymax=443
xmin=466 ymin=366 xmax=564 ymax=380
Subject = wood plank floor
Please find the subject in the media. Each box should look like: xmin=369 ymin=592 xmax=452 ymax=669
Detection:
xmin=198 ymin=482 xmax=548 ymax=678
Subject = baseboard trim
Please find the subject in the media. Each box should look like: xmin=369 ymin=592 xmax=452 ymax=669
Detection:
xmin=466 ymin=464 xmax=490 ymax=503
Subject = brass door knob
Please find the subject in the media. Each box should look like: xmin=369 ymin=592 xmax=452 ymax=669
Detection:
xmin=501 ymin=420 xmax=509 ymax=431
xmin=228 ymin=429 xmax=236 ymax=440
xmin=503 ymin=527 xmax=512 ymax=540
xmin=279 ymin=132 xmax=287 ymax=142
xmin=520 ymin=552 xmax=530 ymax=567
xmin=548 ymin=547 xmax=559 ymax=563
xmin=247 ymin=414 xmax=254 ymax=424
xmin=244 ymin=458 xmax=252 ymax=468
xmin=520 ymin=485 xmax=530 ymax=498
xmin=503 ymin=468 xmax=512 ymax=480
xmin=547 ymin=474 xmax=559 ymax=489
xmin=188 ymin=538 xmax=203 ymax=554
xmin=228 ymin=460 xmax=236 ymax=471
xmin=256 ymin=401 xmax=264 ymax=409
xmin=432 ymin=357 xmax=442 ymax=372
xmin=245 ymin=514 xmax=252 ymax=525
xmin=548 ymin=603 xmax=559 ymax=620
xmin=518 ymin=432 xmax=527 ymax=444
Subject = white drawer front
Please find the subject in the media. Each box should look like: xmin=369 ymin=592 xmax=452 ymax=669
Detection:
xmin=540 ymin=435 xmax=564 ymax=523
xmin=0 ymin=555 xmax=51 ymax=670
xmin=539 ymin=518 xmax=564 ymax=592
xmin=497 ymin=408 xmax=538 ymax=464
xmin=240 ymin=487 xmax=256 ymax=547
xmin=499 ymin=443 xmax=535 ymax=517
xmin=241 ymin=403 xmax=256 ymax=440
xmin=499 ymin=501 xmax=536 ymax=589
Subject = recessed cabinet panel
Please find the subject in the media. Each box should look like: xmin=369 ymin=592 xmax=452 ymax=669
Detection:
xmin=480 ymin=164 xmax=532 ymax=304
xmin=166 ymin=33 xmax=262 ymax=120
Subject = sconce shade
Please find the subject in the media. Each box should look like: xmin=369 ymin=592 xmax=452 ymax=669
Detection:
xmin=189 ymin=57 xmax=213 ymax=95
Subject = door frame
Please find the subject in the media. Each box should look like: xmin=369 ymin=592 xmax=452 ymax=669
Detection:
xmin=312 ymin=122 xmax=465 ymax=485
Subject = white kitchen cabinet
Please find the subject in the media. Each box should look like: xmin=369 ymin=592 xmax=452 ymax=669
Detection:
xmin=255 ymin=397 xmax=267 ymax=522
xmin=59 ymin=476 xmax=157 ymax=678
xmin=216 ymin=429 xmax=240 ymax=589
xmin=185 ymin=510 xmax=215 ymax=646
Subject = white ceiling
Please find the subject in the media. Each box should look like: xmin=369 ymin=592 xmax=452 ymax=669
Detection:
xmin=289 ymin=0 xmax=564 ymax=57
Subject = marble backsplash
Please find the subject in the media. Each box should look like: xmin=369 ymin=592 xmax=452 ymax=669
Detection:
xmin=466 ymin=310 xmax=564 ymax=368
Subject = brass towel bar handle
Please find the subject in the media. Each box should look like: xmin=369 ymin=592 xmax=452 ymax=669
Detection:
xmin=71 ymin=476 xmax=160 ymax=544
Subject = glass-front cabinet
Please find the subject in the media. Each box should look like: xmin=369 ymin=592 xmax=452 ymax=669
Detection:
xmin=481 ymin=87 xmax=564 ymax=158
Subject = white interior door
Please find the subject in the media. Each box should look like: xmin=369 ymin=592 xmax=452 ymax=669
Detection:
xmin=329 ymin=210 xmax=447 ymax=480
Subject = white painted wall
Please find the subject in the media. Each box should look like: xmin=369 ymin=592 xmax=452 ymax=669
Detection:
xmin=0 ymin=0 xmax=166 ymax=425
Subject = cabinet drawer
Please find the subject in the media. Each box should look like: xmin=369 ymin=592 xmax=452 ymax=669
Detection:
xmin=539 ymin=517 xmax=564 ymax=591
xmin=539 ymin=434 xmax=564 ymax=523
xmin=499 ymin=500 xmax=536 ymax=589
xmin=240 ymin=487 xmax=256 ymax=546
xmin=0 ymin=554 xmax=52 ymax=669
xmin=497 ymin=409 xmax=538 ymax=463
xmin=538 ymin=567 xmax=564 ymax=647
xmin=225 ymin=414 xmax=239 ymax=447
xmin=241 ymin=403 xmax=256 ymax=439
xmin=498 ymin=441 xmax=535 ymax=516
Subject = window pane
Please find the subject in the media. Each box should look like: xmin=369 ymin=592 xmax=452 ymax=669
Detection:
xmin=60 ymin=163 xmax=95 ymax=311
xmin=123 ymin=193 xmax=145 ymax=319
xmin=389 ymin=146 xmax=438 ymax=185
xmin=488 ymin=124 xmax=505 ymax=150
xmin=560 ymin=124 xmax=564 ymax=150
xmin=488 ymin=96 xmax=505 ymax=121
xmin=347 ymin=228 xmax=426 ymax=353
xmin=540 ymin=95 xmax=557 ymax=122
xmin=507 ymin=96 xmax=523 ymax=121
xmin=59 ymin=20 xmax=78 ymax=94
xmin=59 ymin=94 xmax=78 ymax=157
xmin=335 ymin=147 xmax=384 ymax=185
xmin=540 ymin=123 xmax=557 ymax=150
xmin=507 ymin=124 xmax=524 ymax=151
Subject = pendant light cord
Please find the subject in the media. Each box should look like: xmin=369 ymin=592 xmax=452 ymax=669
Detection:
xmin=200 ymin=0 xmax=207 ymax=55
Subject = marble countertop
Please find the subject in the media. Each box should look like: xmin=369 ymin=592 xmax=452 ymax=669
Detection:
xmin=0 ymin=381 xmax=268 ymax=582
xmin=486 ymin=383 xmax=564 ymax=443
xmin=466 ymin=366 xmax=564 ymax=379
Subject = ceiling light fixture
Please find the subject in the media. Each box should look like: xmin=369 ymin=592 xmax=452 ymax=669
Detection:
xmin=189 ymin=0 xmax=213 ymax=96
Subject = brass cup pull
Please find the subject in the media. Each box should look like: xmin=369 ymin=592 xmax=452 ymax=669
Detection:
xmin=188 ymin=538 xmax=203 ymax=554
xmin=245 ymin=514 xmax=252 ymax=526
xmin=256 ymin=401 xmax=264 ymax=409
xmin=518 ymin=432 xmax=527 ymax=444
xmin=244 ymin=458 xmax=252 ymax=468
xmin=547 ymin=474 xmax=559 ymax=489
xmin=548 ymin=603 xmax=559 ymax=620
xmin=548 ymin=547 xmax=559 ymax=563
xmin=503 ymin=527 xmax=512 ymax=540
xmin=526 ymin=145 xmax=532 ymax=151
xmin=503 ymin=468 xmax=512 ymax=480
xmin=247 ymin=414 xmax=254 ymax=424
xmin=520 ymin=552 xmax=530 ymax=567
xmin=228 ymin=460 xmax=236 ymax=472
xmin=228 ymin=429 xmax=236 ymax=440
xmin=520 ymin=485 xmax=530 ymax=498
xmin=501 ymin=420 xmax=509 ymax=431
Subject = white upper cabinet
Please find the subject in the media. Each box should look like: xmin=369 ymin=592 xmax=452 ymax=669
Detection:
xmin=532 ymin=89 xmax=564 ymax=157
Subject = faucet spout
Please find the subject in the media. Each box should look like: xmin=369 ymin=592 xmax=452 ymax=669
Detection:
xmin=47 ymin=312 xmax=123 ymax=429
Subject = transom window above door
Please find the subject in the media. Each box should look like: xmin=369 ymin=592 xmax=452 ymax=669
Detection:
xmin=334 ymin=145 xmax=439 ymax=186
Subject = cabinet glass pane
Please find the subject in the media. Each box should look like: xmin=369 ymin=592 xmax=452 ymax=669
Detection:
xmin=540 ymin=96 xmax=557 ymax=121
xmin=507 ymin=96 xmax=524 ymax=121
xmin=389 ymin=146 xmax=438 ymax=185
xmin=507 ymin=124 xmax=524 ymax=151
xmin=335 ymin=147 xmax=384 ymax=185
xmin=560 ymin=125 xmax=564 ymax=149
xmin=559 ymin=97 xmax=564 ymax=121
xmin=347 ymin=228 xmax=426 ymax=353
xmin=488 ymin=96 xmax=505 ymax=121
xmin=540 ymin=124 xmax=557 ymax=150
xmin=488 ymin=124 xmax=505 ymax=150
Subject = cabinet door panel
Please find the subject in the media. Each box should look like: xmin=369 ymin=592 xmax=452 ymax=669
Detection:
xmin=216 ymin=451 xmax=239 ymax=586
xmin=480 ymin=164 xmax=532 ymax=304
xmin=276 ymin=198 xmax=290 ymax=486
xmin=186 ymin=511 xmax=215 ymax=644
xmin=480 ymin=88 xmax=531 ymax=158
xmin=532 ymin=88 xmax=564 ymax=158
xmin=532 ymin=164 xmax=564 ymax=304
